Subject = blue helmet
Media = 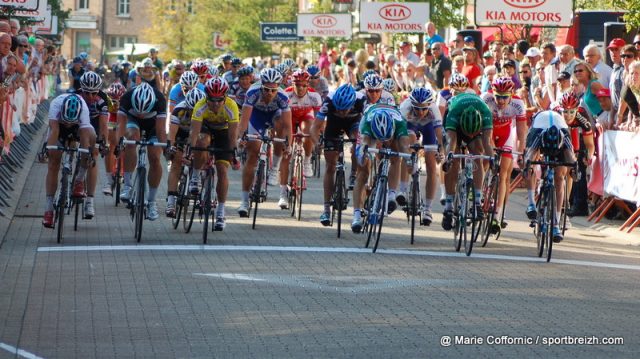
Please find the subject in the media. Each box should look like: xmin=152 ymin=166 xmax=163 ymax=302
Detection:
xmin=382 ymin=78 xmax=396 ymax=93
xmin=362 ymin=69 xmax=378 ymax=81
xmin=363 ymin=74 xmax=384 ymax=90
xmin=260 ymin=68 xmax=283 ymax=84
xmin=237 ymin=66 xmax=254 ymax=77
xmin=274 ymin=63 xmax=288 ymax=77
xmin=370 ymin=108 xmax=396 ymax=141
xmin=332 ymin=84 xmax=357 ymax=111
xmin=61 ymin=94 xmax=83 ymax=124
xmin=185 ymin=88 xmax=205 ymax=109
xmin=541 ymin=124 xmax=564 ymax=151
xmin=409 ymin=87 xmax=435 ymax=108
xmin=231 ymin=57 xmax=242 ymax=66
xmin=306 ymin=65 xmax=320 ymax=76
xmin=131 ymin=83 xmax=157 ymax=113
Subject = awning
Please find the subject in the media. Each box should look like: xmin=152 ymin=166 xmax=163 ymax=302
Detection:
xmin=106 ymin=43 xmax=164 ymax=57
xmin=476 ymin=26 xmax=542 ymax=46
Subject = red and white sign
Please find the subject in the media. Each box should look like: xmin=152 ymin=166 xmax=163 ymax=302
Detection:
xmin=212 ymin=32 xmax=229 ymax=50
xmin=603 ymin=131 xmax=640 ymax=204
xmin=12 ymin=0 xmax=48 ymax=18
xmin=297 ymin=13 xmax=352 ymax=38
xmin=0 ymin=0 xmax=39 ymax=11
xmin=475 ymin=0 xmax=573 ymax=27
xmin=360 ymin=2 xmax=429 ymax=33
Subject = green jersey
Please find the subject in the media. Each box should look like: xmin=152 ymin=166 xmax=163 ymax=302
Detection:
xmin=444 ymin=93 xmax=493 ymax=132
xmin=359 ymin=104 xmax=408 ymax=140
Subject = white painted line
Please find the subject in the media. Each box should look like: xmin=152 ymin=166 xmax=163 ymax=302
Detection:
xmin=0 ymin=342 xmax=45 ymax=359
xmin=36 ymin=244 xmax=640 ymax=271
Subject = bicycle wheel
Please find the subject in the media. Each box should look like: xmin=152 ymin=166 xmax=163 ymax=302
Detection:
xmin=289 ymin=158 xmax=297 ymax=217
xmin=535 ymin=185 xmax=546 ymax=258
xmin=561 ymin=179 xmax=569 ymax=236
xmin=363 ymin=181 xmax=378 ymax=248
xmin=372 ymin=177 xmax=388 ymax=253
xmin=463 ymin=180 xmax=476 ymax=256
xmin=296 ymin=158 xmax=304 ymax=221
xmin=114 ymin=159 xmax=122 ymax=206
xmin=252 ymin=160 xmax=265 ymax=230
xmin=73 ymin=197 xmax=81 ymax=231
xmin=313 ymin=145 xmax=321 ymax=178
xmin=481 ymin=176 xmax=499 ymax=247
xmin=172 ymin=171 xmax=187 ymax=229
xmin=409 ymin=173 xmax=419 ymax=245
xmin=452 ymin=178 xmax=465 ymax=252
xmin=545 ymin=185 xmax=555 ymax=262
xmin=202 ymin=173 xmax=212 ymax=244
xmin=134 ymin=167 xmax=146 ymax=242
xmin=56 ymin=172 xmax=69 ymax=244
xmin=334 ymin=169 xmax=345 ymax=238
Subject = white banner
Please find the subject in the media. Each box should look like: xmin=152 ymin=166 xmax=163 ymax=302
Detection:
xmin=0 ymin=0 xmax=39 ymax=10
xmin=603 ymin=131 xmax=640 ymax=204
xmin=359 ymin=2 xmax=429 ymax=33
xmin=12 ymin=0 xmax=47 ymax=18
xmin=475 ymin=0 xmax=574 ymax=27
xmin=297 ymin=13 xmax=352 ymax=38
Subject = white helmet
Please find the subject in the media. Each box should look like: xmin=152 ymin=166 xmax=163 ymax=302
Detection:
xmin=179 ymin=71 xmax=199 ymax=89
xmin=131 ymin=83 xmax=157 ymax=113
xmin=79 ymin=71 xmax=102 ymax=92
xmin=184 ymin=88 xmax=205 ymax=109
xmin=260 ymin=68 xmax=283 ymax=84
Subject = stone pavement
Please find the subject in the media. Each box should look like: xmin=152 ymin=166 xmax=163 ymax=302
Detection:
xmin=1 ymin=147 xmax=639 ymax=358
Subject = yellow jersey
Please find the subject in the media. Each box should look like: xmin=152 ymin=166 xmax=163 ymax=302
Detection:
xmin=191 ymin=97 xmax=239 ymax=130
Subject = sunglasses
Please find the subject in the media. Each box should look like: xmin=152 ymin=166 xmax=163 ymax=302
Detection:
xmin=563 ymin=109 xmax=577 ymax=115
xmin=20 ymin=44 xmax=29 ymax=48
xmin=367 ymin=89 xmax=382 ymax=93
xmin=621 ymin=54 xmax=635 ymax=58
xmin=573 ymin=69 xmax=585 ymax=73
xmin=207 ymin=97 xmax=225 ymax=103
xmin=518 ymin=71 xmax=529 ymax=74
xmin=495 ymin=94 xmax=511 ymax=100
xmin=634 ymin=42 xmax=640 ymax=45
xmin=294 ymin=83 xmax=308 ymax=88
xmin=310 ymin=76 xmax=319 ymax=79
xmin=413 ymin=106 xmax=430 ymax=112
xmin=262 ymin=86 xmax=278 ymax=93
xmin=84 ymin=90 xmax=99 ymax=95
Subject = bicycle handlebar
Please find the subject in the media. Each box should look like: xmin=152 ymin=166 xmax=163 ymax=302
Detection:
xmin=244 ymin=134 xmax=287 ymax=143
xmin=527 ymin=160 xmax=578 ymax=168
xmin=409 ymin=144 xmax=440 ymax=152
xmin=367 ymin=147 xmax=412 ymax=159
xmin=46 ymin=145 xmax=91 ymax=154
xmin=494 ymin=147 xmax=523 ymax=155
xmin=122 ymin=139 xmax=169 ymax=148
xmin=189 ymin=146 xmax=237 ymax=154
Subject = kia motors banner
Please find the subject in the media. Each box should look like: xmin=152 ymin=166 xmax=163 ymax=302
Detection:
xmin=475 ymin=0 xmax=574 ymax=27
xmin=603 ymin=131 xmax=640 ymax=204
xmin=297 ymin=13 xmax=352 ymax=38
xmin=0 ymin=0 xmax=39 ymax=11
xmin=360 ymin=2 xmax=429 ymax=33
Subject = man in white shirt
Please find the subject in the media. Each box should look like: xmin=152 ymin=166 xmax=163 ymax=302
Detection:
xmin=583 ymin=44 xmax=612 ymax=88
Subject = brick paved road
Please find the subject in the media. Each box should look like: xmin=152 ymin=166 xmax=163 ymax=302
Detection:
xmin=1 ymin=152 xmax=639 ymax=358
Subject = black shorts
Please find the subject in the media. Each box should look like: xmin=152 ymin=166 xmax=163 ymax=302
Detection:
xmin=90 ymin=116 xmax=101 ymax=138
xmin=323 ymin=118 xmax=359 ymax=150
xmin=454 ymin=128 xmax=481 ymax=148
xmin=126 ymin=117 xmax=158 ymax=141
xmin=175 ymin=128 xmax=189 ymax=149
xmin=200 ymin=126 xmax=232 ymax=164
xmin=57 ymin=124 xmax=80 ymax=146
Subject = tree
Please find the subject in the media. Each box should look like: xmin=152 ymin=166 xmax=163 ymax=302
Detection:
xmin=143 ymin=0 xmax=198 ymax=59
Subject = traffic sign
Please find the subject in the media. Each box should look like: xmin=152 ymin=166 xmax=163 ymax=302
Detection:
xmin=260 ymin=23 xmax=303 ymax=42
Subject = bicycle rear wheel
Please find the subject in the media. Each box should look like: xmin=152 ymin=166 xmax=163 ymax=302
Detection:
xmin=372 ymin=178 xmax=388 ymax=253
xmin=463 ymin=180 xmax=476 ymax=256
xmin=202 ymin=174 xmax=213 ymax=244
xmin=545 ymin=185 xmax=555 ymax=262
xmin=409 ymin=173 xmax=419 ymax=245
xmin=252 ymin=161 xmax=265 ymax=229
xmin=296 ymin=159 xmax=304 ymax=221
xmin=561 ymin=179 xmax=568 ymax=236
xmin=172 ymin=171 xmax=187 ymax=229
xmin=56 ymin=173 xmax=69 ymax=244
xmin=114 ymin=159 xmax=122 ymax=206
xmin=334 ymin=169 xmax=345 ymax=238
xmin=313 ymin=145 xmax=321 ymax=178
xmin=453 ymin=179 xmax=465 ymax=252
xmin=134 ymin=167 xmax=146 ymax=242
xmin=481 ymin=176 xmax=499 ymax=247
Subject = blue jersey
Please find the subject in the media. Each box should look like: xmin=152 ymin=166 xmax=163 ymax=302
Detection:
xmin=169 ymin=82 xmax=205 ymax=107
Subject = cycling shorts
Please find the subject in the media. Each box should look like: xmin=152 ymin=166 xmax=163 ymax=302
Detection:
xmin=249 ymin=110 xmax=281 ymax=136
xmin=126 ymin=118 xmax=158 ymax=141
xmin=199 ymin=127 xmax=232 ymax=165
xmin=408 ymin=122 xmax=437 ymax=146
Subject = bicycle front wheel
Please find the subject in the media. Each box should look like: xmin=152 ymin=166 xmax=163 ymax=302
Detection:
xmin=202 ymin=174 xmax=213 ymax=244
xmin=134 ymin=167 xmax=146 ymax=242
xmin=545 ymin=185 xmax=555 ymax=262
xmin=463 ymin=180 xmax=476 ymax=256
xmin=481 ymin=176 xmax=499 ymax=247
xmin=252 ymin=161 xmax=265 ymax=230
xmin=535 ymin=186 xmax=546 ymax=258
xmin=334 ymin=169 xmax=345 ymax=238
xmin=296 ymin=159 xmax=304 ymax=221
xmin=453 ymin=179 xmax=465 ymax=252
xmin=409 ymin=173 xmax=419 ymax=245
xmin=173 ymin=171 xmax=187 ymax=229
xmin=56 ymin=173 xmax=69 ymax=244
xmin=372 ymin=177 xmax=388 ymax=253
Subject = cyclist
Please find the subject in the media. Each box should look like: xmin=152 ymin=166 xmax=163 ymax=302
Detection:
xmin=312 ymin=84 xmax=365 ymax=226
xmin=163 ymin=60 xmax=186 ymax=96
xmin=352 ymin=104 xmax=411 ymax=233
xmin=77 ymin=71 xmax=111 ymax=218
xmin=222 ymin=57 xmax=243 ymax=85
xmin=275 ymin=63 xmax=291 ymax=88
xmin=229 ymin=66 xmax=254 ymax=107
xmin=360 ymin=73 xmax=395 ymax=109
xmin=441 ymin=92 xmax=494 ymax=231
xmin=383 ymin=78 xmax=400 ymax=105
xmin=43 ymin=94 xmax=93 ymax=228
xmin=237 ymin=68 xmax=292 ymax=217
xmin=191 ymin=61 xmax=212 ymax=85
xmin=481 ymin=76 xmax=527 ymax=233
xmin=117 ymin=82 xmax=168 ymax=221
xmin=187 ymin=78 xmax=239 ymax=230
xmin=275 ymin=69 xmax=323 ymax=208
xmin=523 ymin=110 xmax=577 ymax=242
xmin=103 ymin=82 xmax=126 ymax=196
xmin=306 ymin=65 xmax=329 ymax=100
xmin=398 ymin=87 xmax=445 ymax=225
xmin=165 ymin=88 xmax=205 ymax=218
xmin=438 ymin=73 xmax=473 ymax=117
xmin=168 ymin=71 xmax=201 ymax=113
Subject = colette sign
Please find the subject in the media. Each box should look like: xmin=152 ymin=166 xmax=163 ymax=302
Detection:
xmin=297 ymin=13 xmax=352 ymax=38
xmin=359 ymin=2 xmax=429 ymax=34
xmin=475 ymin=0 xmax=574 ymax=27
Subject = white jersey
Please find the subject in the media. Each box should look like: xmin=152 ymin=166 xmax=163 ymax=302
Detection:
xmin=481 ymin=93 xmax=527 ymax=129
xmin=48 ymin=93 xmax=92 ymax=129
xmin=359 ymin=89 xmax=396 ymax=111
xmin=531 ymin=110 xmax=568 ymax=129
xmin=399 ymin=98 xmax=442 ymax=127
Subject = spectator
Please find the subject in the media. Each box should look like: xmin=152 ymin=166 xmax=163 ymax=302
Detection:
xmin=355 ymin=49 xmax=369 ymax=81
xmin=482 ymin=51 xmax=495 ymax=68
xmin=573 ymin=60 xmax=604 ymax=117
xmin=633 ymin=34 xmax=640 ymax=54
xmin=452 ymin=55 xmax=464 ymax=74
xmin=429 ymin=42 xmax=451 ymax=90
xmin=148 ymin=48 xmax=163 ymax=71
xmin=525 ymin=47 xmax=542 ymax=73
xmin=480 ymin=65 xmax=497 ymax=93
xmin=9 ymin=19 xmax=19 ymax=36
xmin=452 ymin=33 xmax=465 ymax=51
xmin=328 ymin=49 xmax=339 ymax=84
xmin=502 ymin=59 xmax=521 ymax=90
xmin=532 ymin=62 xmax=550 ymax=110
xmin=461 ymin=47 xmax=481 ymax=92
xmin=490 ymin=42 xmax=503 ymax=69
xmin=595 ymin=88 xmax=614 ymax=130
xmin=501 ymin=45 xmax=516 ymax=67
xmin=318 ymin=43 xmax=331 ymax=83
xmin=558 ymin=45 xmax=578 ymax=75
xmin=556 ymin=71 xmax=572 ymax=99
xmin=607 ymin=38 xmax=626 ymax=110
xmin=515 ymin=40 xmax=530 ymax=63
xmin=424 ymin=21 xmax=444 ymax=48
xmin=398 ymin=41 xmax=419 ymax=66
xmin=541 ymin=42 xmax=559 ymax=103
xmin=583 ymin=44 xmax=612 ymax=88
xmin=364 ymin=42 xmax=379 ymax=68
xmin=617 ymin=60 xmax=640 ymax=129
xmin=68 ymin=57 xmax=85 ymax=91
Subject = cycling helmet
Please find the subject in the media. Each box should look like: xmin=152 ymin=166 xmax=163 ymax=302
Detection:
xmin=60 ymin=94 xmax=83 ymax=125
xmin=448 ymin=73 xmax=469 ymax=90
xmin=131 ymin=83 xmax=157 ymax=113
xmin=190 ymin=61 xmax=209 ymax=75
xmin=382 ymin=78 xmax=396 ymax=93
xmin=208 ymin=67 xmax=219 ymax=77
xmin=79 ymin=71 xmax=102 ymax=92
xmin=220 ymin=54 xmax=233 ymax=62
xmin=370 ymin=109 xmax=396 ymax=141
xmin=237 ymin=66 xmax=254 ymax=78
xmin=541 ymin=125 xmax=564 ymax=151
xmin=179 ymin=71 xmax=199 ymax=89
xmin=184 ymin=88 xmax=205 ymax=109
xmin=409 ymin=87 xmax=435 ymax=108
xmin=362 ymin=69 xmax=378 ymax=80
xmin=560 ymin=91 xmax=580 ymax=110
xmin=274 ymin=63 xmax=289 ymax=77
xmin=363 ymin=74 xmax=384 ymax=90
xmin=306 ymin=65 xmax=320 ymax=77
xmin=292 ymin=69 xmax=310 ymax=83
xmin=459 ymin=107 xmax=483 ymax=136
xmin=230 ymin=57 xmax=242 ymax=67
xmin=260 ymin=68 xmax=283 ymax=84
xmin=492 ymin=76 xmax=515 ymax=95
xmin=106 ymin=82 xmax=126 ymax=100
xmin=282 ymin=58 xmax=297 ymax=70
xmin=204 ymin=77 xmax=229 ymax=98
xmin=79 ymin=52 xmax=88 ymax=60
xmin=141 ymin=57 xmax=154 ymax=68
xmin=332 ymin=84 xmax=357 ymax=111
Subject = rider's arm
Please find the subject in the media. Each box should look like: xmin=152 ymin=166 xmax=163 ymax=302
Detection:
xmin=168 ymin=123 xmax=179 ymax=144
xmin=228 ymin=99 xmax=240 ymax=149
xmin=482 ymin=129 xmax=495 ymax=158
xmin=239 ymin=105 xmax=252 ymax=136
xmin=280 ymin=110 xmax=292 ymax=146
xmin=155 ymin=115 xmax=168 ymax=143
xmin=310 ymin=118 xmax=325 ymax=146
xmin=583 ymin=133 xmax=595 ymax=163
xmin=47 ymin=120 xmax=60 ymax=146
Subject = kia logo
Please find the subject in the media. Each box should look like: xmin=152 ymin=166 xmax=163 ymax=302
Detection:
xmin=503 ymin=0 xmax=546 ymax=9
xmin=313 ymin=15 xmax=337 ymax=28
xmin=379 ymin=4 xmax=411 ymax=21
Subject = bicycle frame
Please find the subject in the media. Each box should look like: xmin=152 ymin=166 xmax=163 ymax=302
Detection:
xmin=288 ymin=131 xmax=309 ymax=220
xmin=328 ymin=136 xmax=357 ymax=238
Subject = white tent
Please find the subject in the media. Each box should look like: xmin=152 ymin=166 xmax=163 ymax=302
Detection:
xmin=106 ymin=43 xmax=164 ymax=57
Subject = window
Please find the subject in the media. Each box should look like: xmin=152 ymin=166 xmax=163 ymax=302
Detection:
xmin=117 ymin=0 xmax=130 ymax=16
xmin=78 ymin=0 xmax=89 ymax=10
xmin=169 ymin=0 xmax=194 ymax=14
xmin=108 ymin=36 xmax=137 ymax=49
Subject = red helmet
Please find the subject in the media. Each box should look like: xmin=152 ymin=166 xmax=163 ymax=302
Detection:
xmin=190 ymin=61 xmax=209 ymax=76
xmin=492 ymin=76 xmax=515 ymax=94
xmin=204 ymin=77 xmax=229 ymax=98
xmin=560 ymin=91 xmax=580 ymax=110
xmin=107 ymin=82 xmax=126 ymax=100
xmin=292 ymin=69 xmax=310 ymax=83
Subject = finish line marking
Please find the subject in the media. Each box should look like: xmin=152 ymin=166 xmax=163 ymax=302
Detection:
xmin=0 ymin=342 xmax=45 ymax=359
xmin=36 ymin=244 xmax=640 ymax=271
